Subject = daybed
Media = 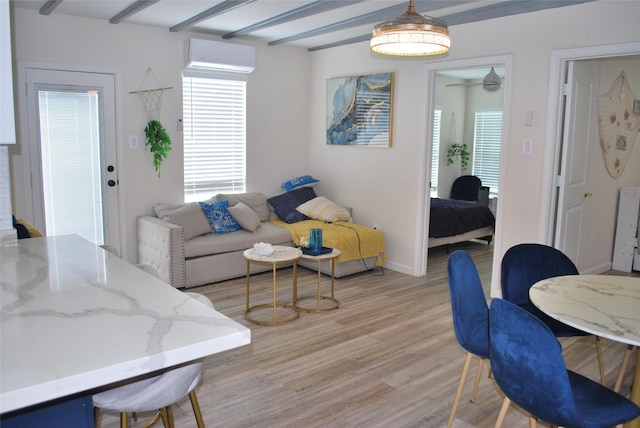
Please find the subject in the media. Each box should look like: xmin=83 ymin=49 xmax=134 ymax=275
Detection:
xmin=137 ymin=187 xmax=386 ymax=289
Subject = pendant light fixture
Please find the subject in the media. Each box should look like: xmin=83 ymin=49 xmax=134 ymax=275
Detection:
xmin=482 ymin=67 xmax=501 ymax=91
xmin=370 ymin=0 xmax=450 ymax=57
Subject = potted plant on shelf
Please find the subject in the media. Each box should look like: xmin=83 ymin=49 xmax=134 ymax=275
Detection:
xmin=446 ymin=143 xmax=470 ymax=171
xmin=144 ymin=119 xmax=171 ymax=176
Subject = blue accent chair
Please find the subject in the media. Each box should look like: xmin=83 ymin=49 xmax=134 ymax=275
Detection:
xmin=446 ymin=250 xmax=494 ymax=428
xmin=489 ymin=298 xmax=640 ymax=427
xmin=501 ymin=243 xmax=605 ymax=384
xmin=450 ymin=175 xmax=481 ymax=202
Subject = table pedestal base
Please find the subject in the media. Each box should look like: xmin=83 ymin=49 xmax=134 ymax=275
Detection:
xmin=294 ymin=295 xmax=339 ymax=313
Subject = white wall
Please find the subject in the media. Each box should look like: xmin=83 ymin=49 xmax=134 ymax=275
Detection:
xmin=10 ymin=8 xmax=310 ymax=260
xmin=308 ymin=1 xmax=640 ymax=277
xmin=9 ymin=1 xmax=640 ymax=276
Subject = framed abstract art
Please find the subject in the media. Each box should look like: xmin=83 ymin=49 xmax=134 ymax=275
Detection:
xmin=326 ymin=72 xmax=393 ymax=147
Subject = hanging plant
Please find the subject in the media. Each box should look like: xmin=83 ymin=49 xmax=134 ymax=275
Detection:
xmin=446 ymin=143 xmax=470 ymax=171
xmin=144 ymin=119 xmax=171 ymax=176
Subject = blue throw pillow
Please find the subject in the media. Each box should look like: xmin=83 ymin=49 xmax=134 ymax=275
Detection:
xmin=267 ymin=187 xmax=317 ymax=223
xmin=281 ymin=175 xmax=319 ymax=192
xmin=199 ymin=200 xmax=241 ymax=235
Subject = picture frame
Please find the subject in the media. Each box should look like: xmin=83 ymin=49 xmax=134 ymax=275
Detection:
xmin=326 ymin=72 xmax=393 ymax=147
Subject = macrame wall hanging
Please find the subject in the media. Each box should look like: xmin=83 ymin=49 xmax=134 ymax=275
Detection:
xmin=130 ymin=68 xmax=173 ymax=176
xmin=597 ymin=71 xmax=640 ymax=178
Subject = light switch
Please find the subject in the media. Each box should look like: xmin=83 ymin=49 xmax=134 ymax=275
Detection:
xmin=129 ymin=134 xmax=139 ymax=149
xmin=522 ymin=139 xmax=533 ymax=155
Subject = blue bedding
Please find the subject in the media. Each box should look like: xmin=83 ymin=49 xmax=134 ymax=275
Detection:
xmin=429 ymin=198 xmax=495 ymax=238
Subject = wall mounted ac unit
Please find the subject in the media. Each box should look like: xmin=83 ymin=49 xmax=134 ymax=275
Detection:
xmin=184 ymin=38 xmax=255 ymax=73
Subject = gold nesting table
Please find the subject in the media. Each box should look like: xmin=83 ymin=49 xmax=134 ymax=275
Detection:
xmin=244 ymin=246 xmax=302 ymax=325
xmin=295 ymin=248 xmax=341 ymax=312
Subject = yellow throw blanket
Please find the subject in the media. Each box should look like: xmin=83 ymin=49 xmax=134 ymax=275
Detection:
xmin=270 ymin=219 xmax=387 ymax=266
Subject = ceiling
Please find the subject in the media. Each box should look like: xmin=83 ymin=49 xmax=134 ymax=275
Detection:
xmin=12 ymin=0 xmax=595 ymax=52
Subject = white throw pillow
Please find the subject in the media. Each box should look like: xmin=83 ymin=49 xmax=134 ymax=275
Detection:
xmin=296 ymin=196 xmax=351 ymax=222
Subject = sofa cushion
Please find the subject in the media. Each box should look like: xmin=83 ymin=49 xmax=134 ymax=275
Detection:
xmin=228 ymin=202 xmax=261 ymax=232
xmin=216 ymin=192 xmax=271 ymax=222
xmin=184 ymin=223 xmax=293 ymax=259
xmin=158 ymin=202 xmax=211 ymax=240
xmin=199 ymin=200 xmax=241 ymax=235
xmin=296 ymin=196 xmax=352 ymax=222
xmin=267 ymin=187 xmax=317 ymax=223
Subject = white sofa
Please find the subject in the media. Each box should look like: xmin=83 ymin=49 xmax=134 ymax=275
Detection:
xmin=137 ymin=191 xmax=383 ymax=288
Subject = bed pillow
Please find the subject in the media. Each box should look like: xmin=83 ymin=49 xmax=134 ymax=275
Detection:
xmin=267 ymin=186 xmax=317 ymax=223
xmin=296 ymin=196 xmax=351 ymax=222
xmin=159 ymin=202 xmax=212 ymax=240
xmin=199 ymin=200 xmax=241 ymax=235
xmin=228 ymin=202 xmax=261 ymax=232
xmin=281 ymin=175 xmax=319 ymax=192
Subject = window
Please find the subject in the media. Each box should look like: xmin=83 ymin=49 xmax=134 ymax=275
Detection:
xmin=183 ymin=74 xmax=246 ymax=202
xmin=430 ymin=108 xmax=442 ymax=197
xmin=472 ymin=110 xmax=502 ymax=197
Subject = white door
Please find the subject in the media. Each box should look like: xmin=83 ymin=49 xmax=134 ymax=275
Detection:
xmin=554 ymin=61 xmax=596 ymax=265
xmin=25 ymin=68 xmax=120 ymax=249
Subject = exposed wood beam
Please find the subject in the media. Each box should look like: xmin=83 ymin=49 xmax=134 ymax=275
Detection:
xmin=39 ymin=0 xmax=63 ymax=16
xmin=170 ymin=0 xmax=254 ymax=33
xmin=110 ymin=0 xmax=160 ymax=24
xmin=223 ymin=0 xmax=363 ymax=40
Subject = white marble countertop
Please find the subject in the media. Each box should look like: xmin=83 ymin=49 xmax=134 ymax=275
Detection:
xmin=529 ymin=274 xmax=640 ymax=346
xmin=1 ymin=235 xmax=251 ymax=414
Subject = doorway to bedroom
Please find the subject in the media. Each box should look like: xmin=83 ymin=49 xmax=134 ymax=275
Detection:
xmin=420 ymin=55 xmax=512 ymax=294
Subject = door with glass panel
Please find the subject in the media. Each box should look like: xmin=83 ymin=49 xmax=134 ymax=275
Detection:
xmin=25 ymin=68 xmax=120 ymax=249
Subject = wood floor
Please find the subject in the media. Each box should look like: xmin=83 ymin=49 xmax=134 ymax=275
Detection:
xmin=98 ymin=241 xmax=637 ymax=428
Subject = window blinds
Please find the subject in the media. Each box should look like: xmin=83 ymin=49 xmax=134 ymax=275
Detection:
xmin=183 ymin=75 xmax=246 ymax=202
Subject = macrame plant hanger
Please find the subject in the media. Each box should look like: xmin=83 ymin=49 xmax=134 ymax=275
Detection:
xmin=130 ymin=67 xmax=172 ymax=120
xmin=130 ymin=68 xmax=173 ymax=176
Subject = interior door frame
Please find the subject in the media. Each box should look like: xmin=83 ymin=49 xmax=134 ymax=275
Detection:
xmin=17 ymin=61 xmax=126 ymax=254
xmin=418 ymin=55 xmax=513 ymax=295
xmin=540 ymin=42 xmax=640 ymax=247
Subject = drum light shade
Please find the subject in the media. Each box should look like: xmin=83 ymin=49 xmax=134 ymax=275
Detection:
xmin=370 ymin=0 xmax=450 ymax=57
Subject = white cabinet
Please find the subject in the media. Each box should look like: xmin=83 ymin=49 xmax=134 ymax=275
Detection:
xmin=612 ymin=186 xmax=640 ymax=272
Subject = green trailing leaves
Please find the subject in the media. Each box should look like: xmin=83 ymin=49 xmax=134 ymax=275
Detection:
xmin=144 ymin=119 xmax=171 ymax=176
xmin=446 ymin=143 xmax=470 ymax=171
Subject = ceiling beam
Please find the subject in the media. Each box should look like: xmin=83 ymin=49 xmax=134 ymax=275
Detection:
xmin=268 ymin=0 xmax=469 ymax=46
xmin=307 ymin=0 xmax=596 ymax=52
xmin=39 ymin=0 xmax=63 ymax=16
xmin=170 ymin=0 xmax=254 ymax=33
xmin=110 ymin=0 xmax=160 ymax=24
xmin=223 ymin=0 xmax=363 ymax=39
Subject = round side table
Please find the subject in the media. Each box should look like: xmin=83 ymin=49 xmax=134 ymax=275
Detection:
xmin=295 ymin=248 xmax=341 ymax=312
xmin=243 ymin=246 xmax=302 ymax=325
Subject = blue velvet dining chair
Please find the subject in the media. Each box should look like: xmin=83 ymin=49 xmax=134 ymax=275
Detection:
xmin=446 ymin=250 xmax=495 ymax=428
xmin=500 ymin=243 xmax=605 ymax=384
xmin=489 ymin=298 xmax=640 ymax=427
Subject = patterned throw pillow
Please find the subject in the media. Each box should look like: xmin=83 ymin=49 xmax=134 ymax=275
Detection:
xmin=199 ymin=200 xmax=241 ymax=235
xmin=296 ymin=196 xmax=351 ymax=222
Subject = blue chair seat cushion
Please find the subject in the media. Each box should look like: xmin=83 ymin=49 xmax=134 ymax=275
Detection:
xmin=568 ymin=370 xmax=640 ymax=427
xmin=519 ymin=302 xmax=589 ymax=338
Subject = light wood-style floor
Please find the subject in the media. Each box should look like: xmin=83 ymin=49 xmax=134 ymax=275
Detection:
xmin=98 ymin=241 xmax=637 ymax=428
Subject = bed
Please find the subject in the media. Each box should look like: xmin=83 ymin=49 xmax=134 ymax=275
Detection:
xmin=428 ymin=198 xmax=495 ymax=248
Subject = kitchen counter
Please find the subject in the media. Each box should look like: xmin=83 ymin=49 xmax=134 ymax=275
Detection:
xmin=1 ymin=235 xmax=250 ymax=417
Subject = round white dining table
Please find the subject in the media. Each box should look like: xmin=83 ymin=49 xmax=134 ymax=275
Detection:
xmin=530 ymin=274 xmax=640 ymax=428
